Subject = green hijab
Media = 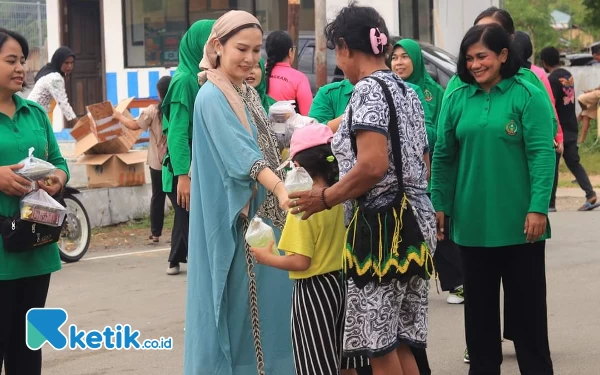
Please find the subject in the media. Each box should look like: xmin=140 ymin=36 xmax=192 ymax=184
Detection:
xmin=162 ymin=19 xmax=215 ymax=126
xmin=393 ymin=39 xmax=444 ymax=124
xmin=256 ymin=58 xmax=276 ymax=111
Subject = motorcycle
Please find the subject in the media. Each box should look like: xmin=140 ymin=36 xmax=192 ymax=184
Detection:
xmin=57 ymin=186 xmax=91 ymax=262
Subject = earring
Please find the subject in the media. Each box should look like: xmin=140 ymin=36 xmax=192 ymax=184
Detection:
xmin=217 ymin=52 xmax=221 ymax=56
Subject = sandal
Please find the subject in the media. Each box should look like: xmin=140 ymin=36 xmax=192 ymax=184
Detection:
xmin=148 ymin=235 xmax=160 ymax=243
xmin=578 ymin=198 xmax=600 ymax=211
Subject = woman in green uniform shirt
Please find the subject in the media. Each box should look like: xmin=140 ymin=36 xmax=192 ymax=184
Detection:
xmin=391 ymin=39 xmax=444 ymax=126
xmin=161 ymin=19 xmax=215 ymax=275
xmin=445 ymin=7 xmax=559 ymax=141
xmin=431 ymin=24 xmax=554 ymax=375
xmin=0 ymin=29 xmax=69 ymax=375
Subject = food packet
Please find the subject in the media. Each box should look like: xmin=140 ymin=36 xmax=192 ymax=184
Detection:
xmin=245 ymin=217 xmax=279 ymax=256
xmin=269 ymin=101 xmax=296 ymax=150
xmin=285 ymin=166 xmax=313 ymax=219
xmin=20 ymin=189 xmax=67 ymax=227
xmin=16 ymin=147 xmax=56 ymax=181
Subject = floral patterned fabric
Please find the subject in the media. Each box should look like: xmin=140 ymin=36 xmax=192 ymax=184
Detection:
xmin=28 ymin=72 xmax=77 ymax=121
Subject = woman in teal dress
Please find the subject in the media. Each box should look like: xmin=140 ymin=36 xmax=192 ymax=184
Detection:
xmin=184 ymin=10 xmax=293 ymax=375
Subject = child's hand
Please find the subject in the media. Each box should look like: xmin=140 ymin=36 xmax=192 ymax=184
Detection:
xmin=250 ymin=241 xmax=275 ymax=265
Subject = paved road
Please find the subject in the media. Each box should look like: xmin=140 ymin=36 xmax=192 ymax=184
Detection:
xmin=41 ymin=210 xmax=600 ymax=375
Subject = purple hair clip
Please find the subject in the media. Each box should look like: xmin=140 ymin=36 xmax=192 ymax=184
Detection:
xmin=369 ymin=27 xmax=388 ymax=55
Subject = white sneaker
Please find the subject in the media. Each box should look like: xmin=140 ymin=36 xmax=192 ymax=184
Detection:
xmin=446 ymin=286 xmax=465 ymax=304
xmin=167 ymin=265 xmax=180 ymax=275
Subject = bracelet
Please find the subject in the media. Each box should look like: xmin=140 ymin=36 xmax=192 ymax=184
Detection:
xmin=272 ymin=180 xmax=283 ymax=193
xmin=321 ymin=188 xmax=332 ymax=210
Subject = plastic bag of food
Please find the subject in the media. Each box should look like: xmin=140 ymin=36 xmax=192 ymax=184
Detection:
xmin=285 ymin=166 xmax=313 ymax=219
xmin=245 ymin=217 xmax=279 ymax=256
xmin=269 ymin=101 xmax=296 ymax=149
xmin=20 ymin=189 xmax=67 ymax=227
xmin=16 ymin=147 xmax=56 ymax=181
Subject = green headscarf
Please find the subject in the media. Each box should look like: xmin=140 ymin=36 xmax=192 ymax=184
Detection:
xmin=393 ymin=39 xmax=444 ymax=125
xmin=256 ymin=58 xmax=276 ymax=111
xmin=162 ymin=19 xmax=215 ymax=125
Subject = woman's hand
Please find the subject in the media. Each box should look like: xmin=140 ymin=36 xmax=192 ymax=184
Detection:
xmin=289 ymin=187 xmax=327 ymax=220
xmin=273 ymin=181 xmax=291 ymax=211
xmin=436 ymin=211 xmax=445 ymax=241
xmin=250 ymin=241 xmax=275 ymax=265
xmin=37 ymin=175 xmax=64 ymax=197
xmin=524 ymin=213 xmax=547 ymax=243
xmin=0 ymin=164 xmax=33 ymax=196
xmin=177 ymin=175 xmax=191 ymax=211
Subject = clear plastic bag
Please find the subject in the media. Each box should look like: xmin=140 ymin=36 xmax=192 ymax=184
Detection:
xmin=245 ymin=217 xmax=279 ymax=256
xmin=16 ymin=147 xmax=56 ymax=181
xmin=20 ymin=189 xmax=67 ymax=227
xmin=269 ymin=101 xmax=296 ymax=150
xmin=285 ymin=166 xmax=313 ymax=219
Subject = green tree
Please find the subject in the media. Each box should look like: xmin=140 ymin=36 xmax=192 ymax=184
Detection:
xmin=506 ymin=0 xmax=558 ymax=61
xmin=582 ymin=0 xmax=600 ymax=27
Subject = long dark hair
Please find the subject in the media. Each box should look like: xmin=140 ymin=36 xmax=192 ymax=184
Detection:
xmin=293 ymin=144 xmax=339 ymax=187
xmin=474 ymin=6 xmax=515 ymax=35
xmin=265 ymin=31 xmax=293 ymax=91
xmin=457 ymin=23 xmax=519 ymax=84
xmin=156 ymin=75 xmax=172 ymax=120
xmin=513 ymin=31 xmax=533 ymax=69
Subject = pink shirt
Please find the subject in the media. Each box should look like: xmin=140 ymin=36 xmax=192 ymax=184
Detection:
xmin=530 ymin=64 xmax=564 ymax=143
xmin=267 ymin=62 xmax=313 ymax=115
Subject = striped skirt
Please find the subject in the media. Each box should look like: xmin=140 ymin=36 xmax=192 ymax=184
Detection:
xmin=291 ymin=271 xmax=367 ymax=375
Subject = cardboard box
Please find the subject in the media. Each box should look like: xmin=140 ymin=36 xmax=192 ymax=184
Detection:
xmin=71 ymin=98 xmax=142 ymax=157
xmin=77 ymin=151 xmax=147 ymax=188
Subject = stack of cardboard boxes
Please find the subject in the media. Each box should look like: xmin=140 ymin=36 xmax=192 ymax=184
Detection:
xmin=71 ymin=98 xmax=148 ymax=189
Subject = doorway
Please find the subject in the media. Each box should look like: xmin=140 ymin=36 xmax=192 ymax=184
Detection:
xmin=62 ymin=0 xmax=104 ymax=126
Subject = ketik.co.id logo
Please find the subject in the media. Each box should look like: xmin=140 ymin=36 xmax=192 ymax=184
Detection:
xmin=26 ymin=308 xmax=172 ymax=350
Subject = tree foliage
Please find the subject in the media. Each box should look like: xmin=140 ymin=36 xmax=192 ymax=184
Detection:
xmin=506 ymin=0 xmax=558 ymax=58
xmin=582 ymin=0 xmax=600 ymax=27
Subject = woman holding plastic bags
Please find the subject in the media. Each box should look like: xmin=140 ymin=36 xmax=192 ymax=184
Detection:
xmin=0 ymin=28 xmax=69 ymax=375
xmin=184 ymin=10 xmax=293 ymax=375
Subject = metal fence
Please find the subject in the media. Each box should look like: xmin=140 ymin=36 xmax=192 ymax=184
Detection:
xmin=0 ymin=1 xmax=47 ymax=87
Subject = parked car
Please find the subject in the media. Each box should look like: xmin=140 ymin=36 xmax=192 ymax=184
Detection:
xmin=561 ymin=53 xmax=594 ymax=67
xmin=263 ymin=32 xmax=457 ymax=94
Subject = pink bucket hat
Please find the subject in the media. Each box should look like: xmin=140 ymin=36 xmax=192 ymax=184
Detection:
xmin=289 ymin=124 xmax=334 ymax=159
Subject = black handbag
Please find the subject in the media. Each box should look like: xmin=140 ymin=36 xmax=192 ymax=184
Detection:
xmin=0 ymin=213 xmax=63 ymax=253
xmin=344 ymin=76 xmax=433 ymax=289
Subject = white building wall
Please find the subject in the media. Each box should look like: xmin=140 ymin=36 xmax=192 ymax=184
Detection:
xmin=434 ymin=0 xmax=500 ymax=56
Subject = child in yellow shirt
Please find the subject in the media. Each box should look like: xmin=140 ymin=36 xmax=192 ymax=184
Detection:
xmin=251 ymin=124 xmax=363 ymax=375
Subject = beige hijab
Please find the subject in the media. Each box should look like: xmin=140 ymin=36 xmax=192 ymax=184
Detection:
xmin=198 ymin=11 xmax=262 ymax=135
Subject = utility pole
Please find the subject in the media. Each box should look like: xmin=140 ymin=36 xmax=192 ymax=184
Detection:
xmin=315 ymin=0 xmax=327 ymax=88
xmin=288 ymin=0 xmax=300 ymax=68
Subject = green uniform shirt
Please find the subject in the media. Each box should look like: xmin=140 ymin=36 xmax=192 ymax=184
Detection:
xmin=0 ymin=95 xmax=70 ymax=280
xmin=431 ymin=77 xmax=555 ymax=247
xmin=309 ymin=78 xmax=436 ymax=151
xmin=308 ymin=79 xmax=354 ymax=123
xmin=445 ymin=67 xmax=558 ymax=137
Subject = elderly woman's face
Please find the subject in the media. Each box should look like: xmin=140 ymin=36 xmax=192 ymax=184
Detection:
xmin=216 ymin=27 xmax=263 ymax=85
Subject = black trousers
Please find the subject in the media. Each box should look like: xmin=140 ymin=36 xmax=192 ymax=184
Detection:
xmin=166 ymin=176 xmax=189 ymax=265
xmin=434 ymin=216 xmax=463 ymax=291
xmin=461 ymin=242 xmax=553 ymax=375
xmin=0 ymin=273 xmax=51 ymax=375
xmin=149 ymin=168 xmax=169 ymax=238
xmin=354 ymin=347 xmax=430 ymax=375
xmin=550 ymin=140 xmax=596 ymax=207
